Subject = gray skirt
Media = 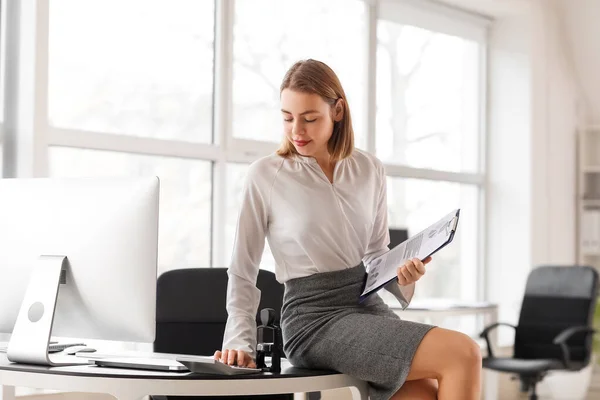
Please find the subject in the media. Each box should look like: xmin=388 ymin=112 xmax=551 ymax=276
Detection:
xmin=281 ymin=263 xmax=434 ymax=400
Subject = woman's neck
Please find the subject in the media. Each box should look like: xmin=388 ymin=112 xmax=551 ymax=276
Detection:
xmin=312 ymin=150 xmax=332 ymax=168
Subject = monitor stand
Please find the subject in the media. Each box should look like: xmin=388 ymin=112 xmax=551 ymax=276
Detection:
xmin=7 ymin=255 xmax=89 ymax=366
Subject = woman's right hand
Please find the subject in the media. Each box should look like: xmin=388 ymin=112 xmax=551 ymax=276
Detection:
xmin=214 ymin=349 xmax=257 ymax=368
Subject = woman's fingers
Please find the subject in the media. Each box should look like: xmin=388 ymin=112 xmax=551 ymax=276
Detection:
xmin=227 ymin=349 xmax=237 ymax=365
xmin=216 ymin=349 xmax=257 ymax=368
xmin=397 ymin=258 xmax=427 ymax=285
xmin=220 ymin=349 xmax=228 ymax=363
xmin=411 ymin=258 xmax=426 ymax=275
xmin=397 ymin=269 xmax=407 ymax=285
xmin=405 ymin=260 xmax=420 ymax=278
xmin=237 ymin=350 xmax=258 ymax=368
xmin=398 ymin=265 xmax=412 ymax=284
xmin=237 ymin=350 xmax=248 ymax=366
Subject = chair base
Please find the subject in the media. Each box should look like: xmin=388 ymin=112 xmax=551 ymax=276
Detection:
xmin=518 ymin=375 xmax=543 ymax=400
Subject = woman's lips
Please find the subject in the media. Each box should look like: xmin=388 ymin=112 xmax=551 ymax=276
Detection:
xmin=294 ymin=140 xmax=311 ymax=147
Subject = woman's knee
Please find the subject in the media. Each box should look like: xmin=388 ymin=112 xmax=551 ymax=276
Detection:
xmin=461 ymin=333 xmax=482 ymax=365
xmin=408 ymin=328 xmax=482 ymax=380
xmin=444 ymin=330 xmax=482 ymax=374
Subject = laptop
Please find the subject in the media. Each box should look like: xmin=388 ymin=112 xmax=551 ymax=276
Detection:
xmin=93 ymin=357 xmax=188 ymax=372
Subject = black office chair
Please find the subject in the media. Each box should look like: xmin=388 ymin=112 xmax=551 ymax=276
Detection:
xmin=153 ymin=267 xmax=293 ymax=400
xmin=480 ymin=265 xmax=599 ymax=400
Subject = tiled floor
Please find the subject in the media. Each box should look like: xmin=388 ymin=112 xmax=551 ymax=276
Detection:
xmin=586 ymin=365 xmax=600 ymax=399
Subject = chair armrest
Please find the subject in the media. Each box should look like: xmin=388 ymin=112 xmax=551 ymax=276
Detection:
xmin=553 ymin=326 xmax=596 ymax=370
xmin=479 ymin=322 xmax=516 ymax=358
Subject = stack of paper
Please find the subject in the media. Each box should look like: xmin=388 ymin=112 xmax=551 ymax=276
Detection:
xmin=360 ymin=209 xmax=460 ymax=300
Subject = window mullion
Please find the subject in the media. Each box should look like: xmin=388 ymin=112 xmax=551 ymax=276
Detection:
xmin=213 ymin=0 xmax=234 ymax=151
xmin=47 ymin=128 xmax=222 ymax=161
xmin=365 ymin=0 xmax=378 ymax=154
xmin=478 ymin=40 xmax=489 ymax=302
xmin=384 ymin=163 xmax=484 ymax=185
xmin=35 ymin=0 xmax=50 ymax=177
xmin=212 ymin=0 xmax=235 ymax=268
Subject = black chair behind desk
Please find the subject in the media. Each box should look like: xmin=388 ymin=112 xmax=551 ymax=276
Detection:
xmin=481 ymin=265 xmax=599 ymax=400
xmin=153 ymin=268 xmax=293 ymax=400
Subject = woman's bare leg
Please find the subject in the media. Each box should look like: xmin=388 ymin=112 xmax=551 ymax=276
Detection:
xmin=392 ymin=327 xmax=481 ymax=400
xmin=391 ymin=379 xmax=438 ymax=400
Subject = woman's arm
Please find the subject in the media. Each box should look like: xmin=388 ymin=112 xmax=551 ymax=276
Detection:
xmin=362 ymin=160 xmax=415 ymax=309
xmin=222 ymin=165 xmax=270 ymax=359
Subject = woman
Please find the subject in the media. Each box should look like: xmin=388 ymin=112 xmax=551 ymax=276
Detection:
xmin=215 ymin=59 xmax=481 ymax=400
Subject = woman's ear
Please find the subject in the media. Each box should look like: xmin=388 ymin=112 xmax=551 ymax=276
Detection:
xmin=333 ymin=98 xmax=344 ymax=122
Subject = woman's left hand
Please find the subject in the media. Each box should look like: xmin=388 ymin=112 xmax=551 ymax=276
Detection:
xmin=397 ymin=256 xmax=432 ymax=286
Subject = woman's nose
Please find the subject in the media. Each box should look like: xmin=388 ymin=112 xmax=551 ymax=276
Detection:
xmin=292 ymin=121 xmax=304 ymax=136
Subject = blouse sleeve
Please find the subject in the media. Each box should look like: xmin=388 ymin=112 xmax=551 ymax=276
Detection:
xmin=221 ymin=166 xmax=269 ymax=359
xmin=362 ymin=160 xmax=415 ymax=309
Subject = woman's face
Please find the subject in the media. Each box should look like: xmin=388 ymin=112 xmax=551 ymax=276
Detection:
xmin=280 ymin=89 xmax=342 ymax=160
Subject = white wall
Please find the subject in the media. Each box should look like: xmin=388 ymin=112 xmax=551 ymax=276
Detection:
xmin=486 ymin=0 xmax=582 ymax=340
xmin=530 ymin=0 xmax=579 ymax=266
xmin=486 ymin=10 xmax=532 ymax=330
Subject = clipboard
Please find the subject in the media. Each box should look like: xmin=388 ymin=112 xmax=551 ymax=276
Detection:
xmin=359 ymin=209 xmax=461 ymax=303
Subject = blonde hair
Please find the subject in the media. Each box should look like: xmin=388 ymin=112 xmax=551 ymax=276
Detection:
xmin=276 ymin=59 xmax=354 ymax=162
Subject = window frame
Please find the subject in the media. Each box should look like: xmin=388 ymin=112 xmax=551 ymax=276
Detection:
xmin=3 ymin=0 xmax=489 ymax=299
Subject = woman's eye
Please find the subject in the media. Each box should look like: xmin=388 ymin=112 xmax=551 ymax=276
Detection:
xmin=305 ymin=118 xmax=317 ymax=123
xmin=283 ymin=118 xmax=293 ymax=122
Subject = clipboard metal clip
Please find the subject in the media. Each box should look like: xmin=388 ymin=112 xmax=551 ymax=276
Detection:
xmin=450 ymin=216 xmax=459 ymax=231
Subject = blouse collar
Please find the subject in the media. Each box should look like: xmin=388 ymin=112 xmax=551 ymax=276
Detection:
xmin=292 ymin=154 xmax=319 ymax=165
xmin=291 ymin=153 xmax=352 ymax=169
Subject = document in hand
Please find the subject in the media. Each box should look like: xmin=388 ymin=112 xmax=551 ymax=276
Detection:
xmin=360 ymin=209 xmax=461 ymax=302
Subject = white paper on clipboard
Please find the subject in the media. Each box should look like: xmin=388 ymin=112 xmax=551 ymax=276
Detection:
xmin=360 ymin=209 xmax=460 ymax=300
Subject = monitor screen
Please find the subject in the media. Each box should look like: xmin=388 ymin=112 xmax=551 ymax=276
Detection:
xmin=0 ymin=177 xmax=159 ymax=348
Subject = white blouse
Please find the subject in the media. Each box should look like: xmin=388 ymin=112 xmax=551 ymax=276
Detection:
xmin=222 ymin=149 xmax=414 ymax=357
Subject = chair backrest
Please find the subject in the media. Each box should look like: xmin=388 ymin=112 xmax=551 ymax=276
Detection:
xmin=515 ymin=265 xmax=599 ymax=364
xmin=154 ymin=268 xmax=284 ymax=356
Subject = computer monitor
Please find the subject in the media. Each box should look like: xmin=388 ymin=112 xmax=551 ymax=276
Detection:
xmin=389 ymin=227 xmax=409 ymax=249
xmin=0 ymin=177 xmax=159 ymax=366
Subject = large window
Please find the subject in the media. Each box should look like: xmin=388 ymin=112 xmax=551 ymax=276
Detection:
xmin=48 ymin=147 xmax=212 ymax=274
xmin=232 ymin=0 xmax=367 ymax=148
xmin=374 ymin=0 xmax=487 ymax=303
xmin=44 ymin=0 xmax=218 ymax=274
xmin=2 ymin=0 xmax=488 ymax=306
xmin=48 ymin=0 xmax=215 ymax=143
xmin=376 ymin=22 xmax=480 ymax=173
xmin=386 ymin=178 xmax=479 ymax=301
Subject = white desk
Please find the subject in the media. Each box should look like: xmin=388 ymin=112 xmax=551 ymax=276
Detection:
xmin=391 ymin=299 xmax=500 ymax=400
xmin=0 ymin=354 xmax=368 ymax=400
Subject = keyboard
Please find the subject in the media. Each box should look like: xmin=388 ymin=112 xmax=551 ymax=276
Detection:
xmin=47 ymin=342 xmax=87 ymax=353
xmin=177 ymin=355 xmax=262 ymax=375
